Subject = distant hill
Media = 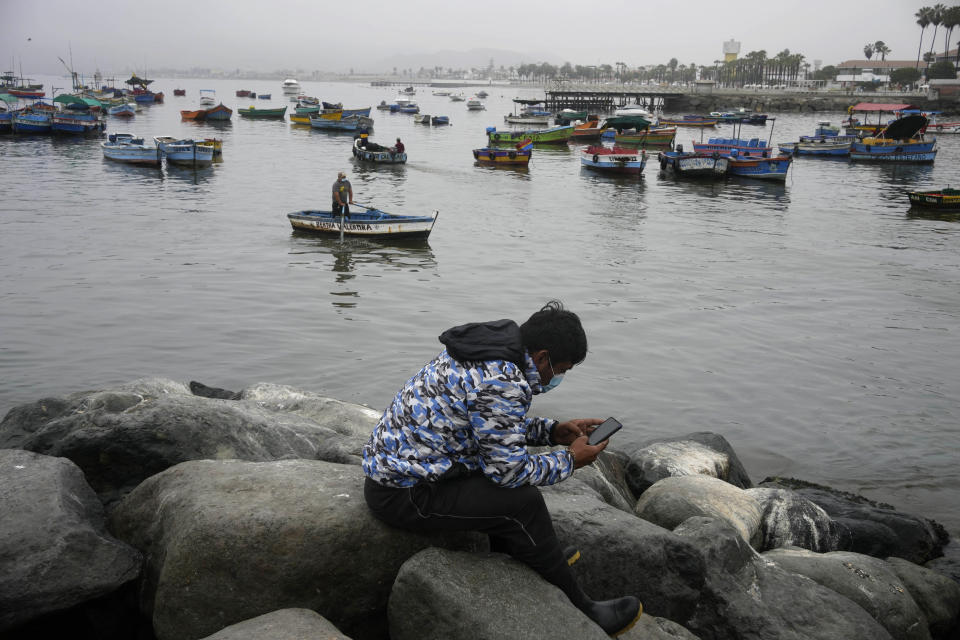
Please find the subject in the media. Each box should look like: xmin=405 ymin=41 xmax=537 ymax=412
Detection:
xmin=364 ymin=48 xmax=565 ymax=74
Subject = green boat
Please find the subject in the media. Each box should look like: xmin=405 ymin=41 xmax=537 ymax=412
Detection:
xmin=603 ymin=115 xmax=651 ymax=132
xmin=487 ymin=125 xmax=574 ymax=145
xmin=555 ymin=109 xmax=588 ymax=125
xmin=238 ymin=106 xmax=287 ymax=119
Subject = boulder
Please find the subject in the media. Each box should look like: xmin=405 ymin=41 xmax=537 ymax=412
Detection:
xmin=761 ymin=477 xmax=948 ymax=564
xmin=0 ymin=378 xmax=359 ymax=505
xmin=388 ymin=548 xmax=609 ymax=640
xmin=620 ymin=614 xmax=702 ymax=639
xmin=198 ymin=608 xmax=352 ymax=640
xmin=675 ymin=517 xmax=895 ymax=640
xmin=885 ymin=556 xmax=960 ymax=639
xmin=925 ymin=540 xmax=960 ymax=584
xmin=763 ymin=548 xmax=931 ymax=640
xmin=635 ymin=476 xmax=763 ymax=547
xmin=746 ymin=487 xmax=844 ymax=552
xmin=542 ymin=477 xmax=706 ymax=623
xmin=0 ymin=449 xmax=141 ymax=631
xmin=623 ymin=432 xmax=752 ymax=497
xmin=108 ymin=458 xmax=485 ymax=640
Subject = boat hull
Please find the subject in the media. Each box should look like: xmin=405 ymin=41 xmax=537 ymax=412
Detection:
xmin=12 ymin=113 xmax=52 ymax=133
xmin=778 ymin=140 xmax=852 ymax=156
xmin=849 ymin=140 xmax=937 ymax=163
xmin=155 ymin=137 xmax=215 ymax=166
xmin=659 ymin=152 xmax=729 ymax=178
xmin=102 ymin=144 xmax=161 ymax=165
xmin=51 ymin=114 xmax=105 ymax=135
xmin=238 ymin=106 xmax=287 ymax=119
xmin=907 ymin=189 xmax=960 ymax=210
xmin=353 ymin=139 xmax=407 ymax=164
xmin=488 ymin=126 xmax=573 ymax=145
xmin=614 ymin=128 xmax=676 ymax=146
xmin=580 ymin=150 xmax=646 ymax=175
xmin=473 ymin=147 xmax=531 ymax=165
xmin=287 ymin=210 xmax=437 ymax=238
xmin=726 ymin=155 xmax=792 ymax=181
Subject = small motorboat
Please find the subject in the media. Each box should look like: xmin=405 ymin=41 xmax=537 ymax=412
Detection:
xmin=154 ymin=136 xmax=215 ymax=166
xmin=906 ymin=188 xmax=960 ymax=210
xmin=101 ymin=132 xmax=161 ymax=165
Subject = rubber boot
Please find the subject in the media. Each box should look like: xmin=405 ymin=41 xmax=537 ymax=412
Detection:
xmin=541 ymin=560 xmax=641 ymax=637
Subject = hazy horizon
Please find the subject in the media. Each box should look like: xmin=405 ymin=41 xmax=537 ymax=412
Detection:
xmin=2 ymin=0 xmax=950 ymax=78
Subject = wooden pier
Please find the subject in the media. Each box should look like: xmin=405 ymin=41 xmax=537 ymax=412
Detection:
xmin=545 ymin=87 xmax=684 ymax=112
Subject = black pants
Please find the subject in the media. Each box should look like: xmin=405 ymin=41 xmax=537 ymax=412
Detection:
xmin=364 ymin=476 xmax=565 ymax=577
xmin=332 ymin=201 xmax=350 ymax=216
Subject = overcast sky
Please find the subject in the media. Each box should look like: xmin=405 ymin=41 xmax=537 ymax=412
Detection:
xmin=2 ymin=0 xmax=950 ymax=76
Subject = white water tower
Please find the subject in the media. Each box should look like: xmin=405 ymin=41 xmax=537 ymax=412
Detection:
xmin=723 ymin=39 xmax=741 ymax=63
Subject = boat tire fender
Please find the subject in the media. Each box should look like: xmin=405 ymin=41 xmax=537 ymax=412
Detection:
xmin=509 ymin=151 xmax=517 ymax=159
xmin=592 ymin=154 xmax=599 ymax=163
xmin=489 ymin=151 xmax=496 ymax=160
xmin=493 ymin=134 xmax=500 ymax=140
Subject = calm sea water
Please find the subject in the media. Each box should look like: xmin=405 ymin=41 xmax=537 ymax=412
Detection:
xmin=2 ymin=78 xmax=958 ymax=536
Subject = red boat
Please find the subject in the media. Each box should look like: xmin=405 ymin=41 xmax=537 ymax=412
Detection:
xmin=8 ymin=88 xmax=45 ymax=98
xmin=173 ymin=89 xmax=186 ymax=96
xmin=180 ymin=109 xmax=206 ymax=121
xmin=236 ymin=90 xmax=251 ymax=97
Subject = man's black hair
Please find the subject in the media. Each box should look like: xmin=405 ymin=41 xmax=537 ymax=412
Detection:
xmin=520 ymin=300 xmax=588 ymax=365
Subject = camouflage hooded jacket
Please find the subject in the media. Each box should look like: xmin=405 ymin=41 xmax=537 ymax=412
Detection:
xmin=362 ymin=319 xmax=574 ymax=488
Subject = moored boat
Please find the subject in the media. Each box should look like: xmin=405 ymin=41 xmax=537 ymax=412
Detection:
xmin=154 ymin=136 xmax=215 ymax=166
xmin=906 ymin=188 xmax=960 ymax=210
xmin=282 ymin=78 xmax=300 ymax=95
xmin=778 ymin=136 xmax=854 ymax=156
xmin=614 ymin=126 xmax=676 ymax=146
xmin=287 ymin=207 xmax=438 ymax=239
xmin=725 ymin=149 xmax=792 ymax=181
xmin=658 ymin=147 xmax=729 ymax=178
xmin=51 ymin=104 xmax=105 ymax=135
xmin=658 ymin=115 xmax=718 ymax=127
xmin=849 ymin=114 xmax=936 ymax=163
xmin=11 ymin=103 xmax=54 ymax=133
xmin=580 ymin=145 xmax=647 ymax=175
xmin=555 ymin=109 xmax=588 ymax=125
xmin=413 ymin=113 xmax=431 ymax=124
xmin=487 ymin=125 xmax=573 ymax=145
xmin=353 ymin=137 xmax=407 ymax=164
xmin=173 ymin=88 xmax=186 ymax=96
xmin=569 ymin=118 xmax=606 ymax=141
xmin=180 ymin=109 xmax=206 ymax=121
xmin=101 ymin=132 xmax=161 ymax=165
xmin=108 ymin=102 xmax=136 ymax=118
xmin=238 ymin=105 xmax=287 ymax=119
xmin=466 ymin=97 xmax=485 ymax=111
xmin=203 ymin=103 xmax=233 ymax=121
xmin=236 ymin=90 xmax=252 ymax=97
xmin=473 ymin=139 xmax=533 ymax=166
xmin=431 ymin=115 xmax=450 ymax=126
xmin=309 ymin=114 xmax=373 ymax=131
xmin=199 ymin=89 xmax=216 ymax=106
xmin=258 ymin=93 xmax=271 ymax=100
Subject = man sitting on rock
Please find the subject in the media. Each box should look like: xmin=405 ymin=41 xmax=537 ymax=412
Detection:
xmin=362 ymin=300 xmax=642 ymax=637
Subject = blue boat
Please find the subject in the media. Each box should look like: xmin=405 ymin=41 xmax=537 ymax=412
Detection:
xmin=431 ymin=115 xmax=450 ymax=126
xmin=309 ymin=114 xmax=373 ymax=131
xmin=692 ymin=136 xmax=775 ymax=157
xmin=258 ymin=94 xmax=271 ymax=99
xmin=849 ymin=114 xmax=937 ymax=163
xmin=154 ymin=136 xmax=215 ymax=166
xmin=50 ymin=99 xmax=105 ymax=135
xmin=726 ymin=149 xmax=792 ymax=181
xmin=0 ymin=93 xmax=16 ymax=132
xmin=101 ymin=132 xmax=161 ymax=165
xmin=658 ymin=146 xmax=729 ymax=178
xmin=287 ymin=207 xmax=438 ymax=239
xmin=11 ymin=103 xmax=53 ymax=133
xmin=399 ymin=105 xmax=420 ymax=114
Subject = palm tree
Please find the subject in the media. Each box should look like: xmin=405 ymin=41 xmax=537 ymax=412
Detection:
xmin=916 ymin=7 xmax=932 ymax=69
xmin=873 ymin=41 xmax=891 ymax=61
xmin=942 ymin=6 xmax=960 ymax=59
xmin=926 ymin=4 xmax=947 ymax=70
xmin=864 ymin=44 xmax=874 ymax=60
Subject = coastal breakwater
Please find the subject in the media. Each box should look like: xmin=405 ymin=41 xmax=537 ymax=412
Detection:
xmin=1 ymin=377 xmax=959 ymax=640
xmin=669 ymin=92 xmax=957 ymax=115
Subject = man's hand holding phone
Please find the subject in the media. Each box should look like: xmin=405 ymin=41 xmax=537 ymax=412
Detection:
xmin=567 ymin=417 xmax=622 ymax=469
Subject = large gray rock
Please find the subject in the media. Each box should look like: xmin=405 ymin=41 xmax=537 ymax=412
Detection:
xmin=0 ymin=449 xmax=142 ymax=631
xmin=885 ymin=557 xmax=960 ymax=639
xmin=389 ymin=548 xmax=610 ymax=640
xmin=761 ymin=477 xmax=947 ymax=564
xmin=635 ymin=476 xmax=763 ymax=547
xmin=108 ymin=458 xmax=485 ymax=640
xmin=620 ymin=614 xmax=702 ymax=639
xmin=764 ymin=548 xmax=931 ymax=640
xmin=198 ymin=608 xmax=351 ymax=640
xmin=623 ymin=432 xmax=753 ymax=497
xmin=0 ymin=378 xmax=371 ymax=505
xmin=746 ymin=486 xmax=844 ymax=552
xmin=675 ymin=517 xmax=895 ymax=640
xmin=542 ymin=477 xmax=706 ymax=623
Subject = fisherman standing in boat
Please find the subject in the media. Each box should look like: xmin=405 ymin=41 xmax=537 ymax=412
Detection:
xmin=332 ymin=171 xmax=354 ymax=217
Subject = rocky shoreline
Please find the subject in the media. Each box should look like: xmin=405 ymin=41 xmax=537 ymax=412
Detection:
xmin=1 ymin=377 xmax=958 ymax=639
xmin=668 ymin=93 xmax=959 ymax=116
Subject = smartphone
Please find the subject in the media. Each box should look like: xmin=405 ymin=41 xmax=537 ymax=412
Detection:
xmin=587 ymin=417 xmax=622 ymax=446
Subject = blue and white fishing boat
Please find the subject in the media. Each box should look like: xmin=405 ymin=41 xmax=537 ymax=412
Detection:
xmin=108 ymin=102 xmax=136 ymax=117
xmin=692 ymin=136 xmax=775 ymax=157
xmin=50 ymin=99 xmax=105 ymax=135
xmin=726 ymin=149 xmax=792 ymax=181
xmin=287 ymin=206 xmax=438 ymax=239
xmin=849 ymin=114 xmax=937 ymax=163
xmin=101 ymin=132 xmax=161 ymax=165
xmin=778 ymin=136 xmax=855 ymax=157
xmin=309 ymin=114 xmax=373 ymax=131
xmin=154 ymin=136 xmax=215 ymax=166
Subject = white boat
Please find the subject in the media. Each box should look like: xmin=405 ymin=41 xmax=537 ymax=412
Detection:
xmin=466 ymin=97 xmax=485 ymax=111
xmin=614 ymin=103 xmax=654 ymax=118
xmin=199 ymin=89 xmax=216 ymax=106
xmin=282 ymin=78 xmax=300 ymax=95
xmin=432 ymin=89 xmax=450 ymax=96
xmin=449 ymin=93 xmax=466 ymax=102
xmin=395 ymin=94 xmax=413 ymax=107
xmin=101 ymin=133 xmax=160 ymax=165
xmin=154 ymin=136 xmax=215 ymax=166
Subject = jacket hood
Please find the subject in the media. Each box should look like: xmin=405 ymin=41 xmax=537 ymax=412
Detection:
xmin=438 ymin=319 xmax=525 ymax=367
